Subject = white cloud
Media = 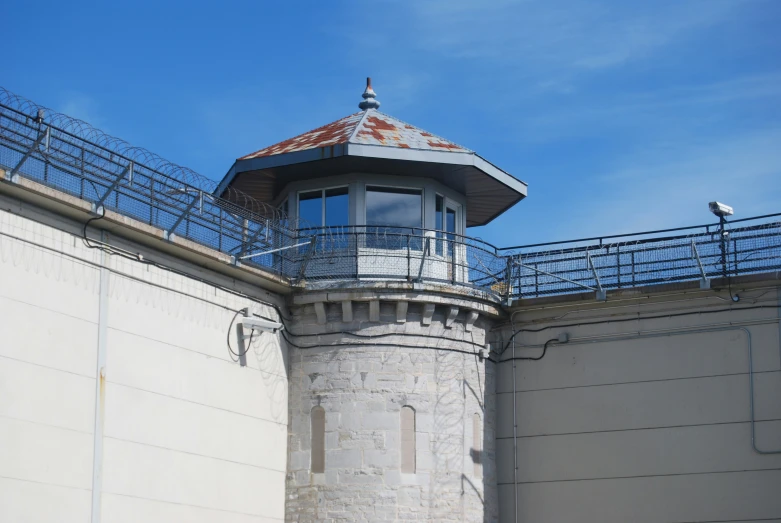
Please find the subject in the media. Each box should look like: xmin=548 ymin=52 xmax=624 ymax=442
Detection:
xmin=59 ymin=93 xmax=106 ymax=128
xmin=575 ymin=128 xmax=781 ymax=235
xmin=393 ymin=0 xmax=743 ymax=74
xmin=515 ymin=72 xmax=781 ymax=144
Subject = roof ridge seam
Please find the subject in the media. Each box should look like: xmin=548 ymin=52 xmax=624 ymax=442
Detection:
xmin=347 ymin=109 xmax=372 ymax=143
xmin=368 ymin=110 xmax=473 ymax=153
xmin=237 ymin=111 xmax=363 ymax=160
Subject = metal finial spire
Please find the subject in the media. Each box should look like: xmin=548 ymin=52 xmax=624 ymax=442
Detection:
xmin=358 ymin=77 xmax=380 ymax=110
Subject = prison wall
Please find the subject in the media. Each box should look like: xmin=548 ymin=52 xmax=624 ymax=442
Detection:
xmin=494 ymin=280 xmax=781 ymax=523
xmin=285 ymin=293 xmax=499 ymax=522
xmin=0 ymin=193 xmax=289 ymax=523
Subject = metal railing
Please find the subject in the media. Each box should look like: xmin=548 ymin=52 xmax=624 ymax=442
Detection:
xmin=1 ymin=87 xmax=780 ymax=301
xmin=292 ymin=227 xmax=509 ymax=295
xmin=501 ymin=216 xmax=781 ymax=299
xmin=0 ymin=88 xmax=304 ymax=277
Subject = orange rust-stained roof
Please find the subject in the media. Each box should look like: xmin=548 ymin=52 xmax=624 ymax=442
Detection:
xmin=239 ymin=109 xmax=471 ymax=160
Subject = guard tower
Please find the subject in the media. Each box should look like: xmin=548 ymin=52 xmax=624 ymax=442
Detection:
xmin=218 ymin=78 xmax=525 ymax=230
xmin=217 ymin=79 xmax=528 ymax=522
xmin=217 ymin=79 xmax=527 ymax=290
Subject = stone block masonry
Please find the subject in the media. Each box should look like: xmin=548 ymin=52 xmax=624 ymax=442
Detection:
xmin=285 ymin=299 xmax=498 ymax=522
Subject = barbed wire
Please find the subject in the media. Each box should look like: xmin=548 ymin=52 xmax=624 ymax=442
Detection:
xmin=0 ymin=86 xmax=311 ymax=224
xmin=1 ymin=86 xmax=779 ymax=298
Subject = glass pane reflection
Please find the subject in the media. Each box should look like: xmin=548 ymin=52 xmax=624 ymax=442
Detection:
xmin=366 ymin=186 xmax=422 ymax=250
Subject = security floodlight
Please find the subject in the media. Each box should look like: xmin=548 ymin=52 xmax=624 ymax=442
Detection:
xmin=241 ymin=316 xmax=284 ymax=333
xmin=709 ymin=201 xmax=734 ymax=218
xmin=707 ymin=201 xmax=735 ymax=284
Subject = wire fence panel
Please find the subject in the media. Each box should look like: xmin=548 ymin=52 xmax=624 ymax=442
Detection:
xmin=504 ymin=220 xmax=781 ymax=299
xmin=0 ymin=95 xmax=301 ymax=277
xmin=1 ymin=87 xmax=780 ymax=301
xmin=294 ymin=228 xmax=511 ymax=297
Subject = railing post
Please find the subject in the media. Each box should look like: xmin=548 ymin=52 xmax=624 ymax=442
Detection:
xmin=504 ymin=255 xmax=513 ymax=304
xmin=9 ymin=125 xmax=49 ymax=181
xmin=587 ymin=251 xmax=606 ymax=301
xmin=534 ymin=262 xmax=539 ymax=297
xmin=719 ymin=215 xmax=728 ymax=279
xmin=149 ymin=175 xmax=155 ymax=225
xmin=218 ymin=209 xmax=223 ymax=252
xmin=451 ymin=237 xmax=457 ymax=284
xmin=297 ymin=235 xmax=318 ymax=282
xmin=406 ymin=234 xmax=411 ymax=281
xmin=90 ymin=161 xmax=134 ymax=215
xmin=353 ymin=231 xmax=359 ymax=279
xmin=416 ymin=235 xmax=431 ymax=284
xmin=616 ymin=244 xmax=621 ymax=288
xmin=163 ymin=191 xmax=200 ymax=241
xmin=690 ymin=240 xmax=710 ymax=289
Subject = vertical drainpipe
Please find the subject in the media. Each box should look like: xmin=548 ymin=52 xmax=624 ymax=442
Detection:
xmin=777 ymin=285 xmax=781 ymax=380
xmin=511 ymin=331 xmax=519 ymax=522
xmin=90 ymin=231 xmax=109 ymax=523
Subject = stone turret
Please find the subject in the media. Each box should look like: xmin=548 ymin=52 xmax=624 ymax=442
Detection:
xmin=285 ymin=291 xmax=500 ymax=522
xmin=215 ymin=78 xmax=525 ymax=522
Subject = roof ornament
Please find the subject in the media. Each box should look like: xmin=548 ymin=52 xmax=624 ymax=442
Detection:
xmin=358 ymin=77 xmax=380 ymax=110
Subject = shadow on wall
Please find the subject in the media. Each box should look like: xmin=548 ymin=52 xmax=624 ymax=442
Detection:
xmin=431 ymin=345 xmax=496 ymax=522
xmin=246 ymin=321 xmax=289 ymax=425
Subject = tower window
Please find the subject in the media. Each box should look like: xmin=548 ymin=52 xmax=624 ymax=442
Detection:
xmin=366 ymin=186 xmax=422 ymax=232
xmin=298 ymin=187 xmax=349 ymax=230
xmin=400 ymin=406 xmax=416 ymax=473
xmin=473 ymin=412 xmax=482 ymax=477
xmin=311 ymin=406 xmax=325 ymax=473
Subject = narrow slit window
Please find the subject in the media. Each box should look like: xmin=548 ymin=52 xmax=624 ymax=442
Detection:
xmin=401 ymin=406 xmax=416 ymax=473
xmin=311 ymin=406 xmax=325 ymax=473
xmin=473 ymin=412 xmax=482 ymax=477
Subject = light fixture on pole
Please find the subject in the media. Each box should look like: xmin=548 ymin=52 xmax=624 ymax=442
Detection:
xmin=234 ymin=310 xmax=284 ymax=367
xmin=708 ymin=201 xmax=733 ymax=282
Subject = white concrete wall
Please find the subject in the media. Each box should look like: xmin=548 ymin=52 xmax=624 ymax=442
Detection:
xmin=495 ymin=286 xmax=781 ymax=523
xmin=0 ymin=201 xmax=288 ymax=523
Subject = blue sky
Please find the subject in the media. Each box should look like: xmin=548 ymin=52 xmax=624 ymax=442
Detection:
xmin=3 ymin=0 xmax=780 ymax=246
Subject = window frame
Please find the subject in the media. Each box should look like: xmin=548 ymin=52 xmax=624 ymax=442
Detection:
xmin=297 ymin=185 xmax=350 ymax=230
xmin=364 ymin=184 xmax=424 ymax=231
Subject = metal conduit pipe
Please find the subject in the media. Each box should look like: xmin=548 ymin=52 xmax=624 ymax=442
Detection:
xmin=509 ymin=314 xmax=519 ymax=523
xmin=521 ymin=290 xmax=776 ymax=324
xmin=492 ymin=286 xmax=780 ymax=330
xmin=501 ymin=320 xmax=781 ymax=467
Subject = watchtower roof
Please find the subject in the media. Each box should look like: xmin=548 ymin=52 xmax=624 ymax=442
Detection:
xmin=239 ymin=110 xmax=471 ymax=160
xmin=217 ymin=78 xmax=527 ymax=226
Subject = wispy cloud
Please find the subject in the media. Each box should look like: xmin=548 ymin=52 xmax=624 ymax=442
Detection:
xmin=587 ymin=128 xmax=781 ymax=232
xmin=372 ymin=0 xmax=743 ymax=75
xmin=516 ymin=72 xmax=781 ymax=143
xmin=59 ymin=92 xmax=106 ymax=129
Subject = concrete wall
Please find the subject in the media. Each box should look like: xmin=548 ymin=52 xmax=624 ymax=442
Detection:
xmin=495 ymin=283 xmax=781 ymax=523
xmin=0 ymin=197 xmax=288 ymax=523
xmin=285 ymin=297 xmax=498 ymax=522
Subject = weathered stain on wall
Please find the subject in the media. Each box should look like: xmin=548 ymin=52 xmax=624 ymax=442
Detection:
xmin=494 ymin=283 xmax=781 ymax=522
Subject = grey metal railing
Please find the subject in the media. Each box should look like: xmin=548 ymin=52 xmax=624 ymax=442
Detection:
xmin=0 ymin=89 xmax=303 ymax=277
xmin=501 ymin=218 xmax=781 ymax=299
xmin=291 ymin=227 xmax=509 ymax=295
xmin=2 ymin=86 xmax=780 ymax=301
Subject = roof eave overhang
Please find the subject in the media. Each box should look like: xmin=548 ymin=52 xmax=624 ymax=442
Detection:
xmin=345 ymin=144 xmax=528 ymax=198
xmin=215 ymin=144 xmax=528 ymax=226
xmin=216 ymin=143 xmax=527 ymax=197
xmin=215 ymin=143 xmax=350 ymax=197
